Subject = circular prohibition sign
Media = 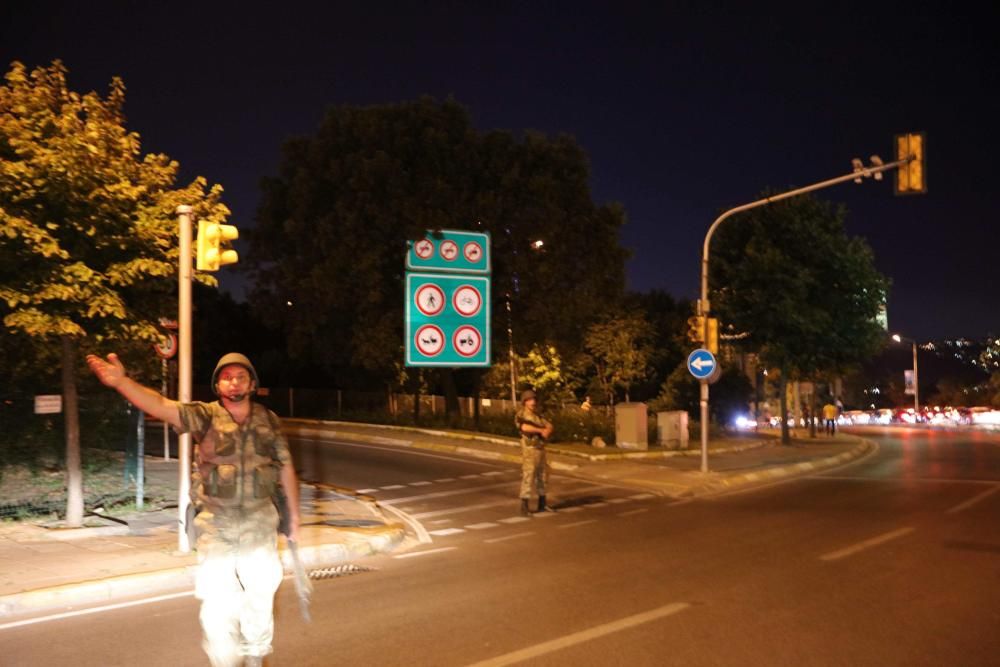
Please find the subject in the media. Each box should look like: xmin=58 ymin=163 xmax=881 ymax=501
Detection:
xmin=452 ymin=325 xmax=482 ymax=358
xmin=439 ymin=239 xmax=459 ymax=261
xmin=452 ymin=284 xmax=483 ymax=317
xmin=414 ymin=283 xmax=446 ymax=316
xmin=414 ymin=324 xmax=446 ymax=357
xmin=463 ymin=241 xmax=483 ymax=263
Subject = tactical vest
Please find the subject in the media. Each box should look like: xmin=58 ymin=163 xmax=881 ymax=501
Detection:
xmin=193 ymin=403 xmax=282 ymax=511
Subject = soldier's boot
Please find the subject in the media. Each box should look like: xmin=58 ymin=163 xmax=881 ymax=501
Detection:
xmin=520 ymin=499 xmax=531 ymax=516
xmin=537 ymin=495 xmax=553 ymax=513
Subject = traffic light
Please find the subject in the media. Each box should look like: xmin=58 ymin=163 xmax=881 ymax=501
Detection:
xmin=687 ymin=316 xmax=705 ymax=343
xmin=196 ymin=220 xmax=239 ymax=271
xmin=894 ymin=132 xmax=926 ymax=195
xmin=706 ymin=317 xmax=719 ymax=354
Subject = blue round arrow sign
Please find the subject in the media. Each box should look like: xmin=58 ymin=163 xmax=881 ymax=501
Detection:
xmin=687 ymin=349 xmax=718 ymax=380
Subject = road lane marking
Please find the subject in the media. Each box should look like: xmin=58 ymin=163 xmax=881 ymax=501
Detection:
xmin=380 ymin=484 xmax=406 ymax=490
xmin=629 ymin=493 xmax=656 ymax=500
xmin=434 ymin=478 xmax=456 ymax=483
xmin=379 ymin=481 xmax=518 ymax=505
xmin=947 ymin=484 xmax=1000 ymax=513
xmin=379 ymin=502 xmax=432 ymax=544
xmin=393 ymin=547 xmax=457 ymax=559
xmin=619 ymin=508 xmax=648 ymax=517
xmin=295 ymin=437 xmax=504 ymax=467
xmin=429 ymin=528 xmax=465 ymax=536
xmin=607 ymin=498 xmax=631 ymax=504
xmin=356 ymin=488 xmax=379 ymax=494
xmin=412 ymin=499 xmax=516 ymax=519
xmin=461 ymin=474 xmax=481 ymax=479
xmin=484 ymin=532 xmax=534 ymax=544
xmin=559 ymin=506 xmax=584 ymax=513
xmin=381 ymin=479 xmax=609 ymax=505
xmin=0 ymin=591 xmax=194 ymax=630
xmin=820 ymin=527 xmax=915 ymax=561
xmin=466 ymin=522 xmax=500 ymax=530
xmin=409 ymin=481 xmax=433 ymax=486
xmin=498 ymin=516 xmax=532 ymax=524
xmin=464 ymin=602 xmax=691 ymax=666
xmin=558 ymin=520 xmax=598 ymax=529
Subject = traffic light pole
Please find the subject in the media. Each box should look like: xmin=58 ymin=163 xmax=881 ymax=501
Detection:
xmin=176 ymin=205 xmax=194 ymax=553
xmin=697 ymin=155 xmax=911 ymax=472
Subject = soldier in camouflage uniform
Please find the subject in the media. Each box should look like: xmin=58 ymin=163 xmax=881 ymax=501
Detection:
xmin=515 ymin=389 xmax=554 ymax=516
xmin=88 ymin=351 xmax=300 ymax=667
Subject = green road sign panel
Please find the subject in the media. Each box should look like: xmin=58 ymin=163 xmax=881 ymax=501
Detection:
xmin=406 ymin=230 xmax=491 ymax=274
xmin=406 ymin=273 xmax=491 ymax=366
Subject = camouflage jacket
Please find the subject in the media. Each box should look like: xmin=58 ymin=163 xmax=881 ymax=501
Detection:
xmin=515 ymin=407 xmax=551 ymax=448
xmin=177 ymin=401 xmax=291 ymax=548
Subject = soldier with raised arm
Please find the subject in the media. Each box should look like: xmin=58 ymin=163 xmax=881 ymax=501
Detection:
xmin=87 ymin=351 xmax=299 ymax=667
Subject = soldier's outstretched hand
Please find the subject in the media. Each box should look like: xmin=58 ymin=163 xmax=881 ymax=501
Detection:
xmin=87 ymin=353 xmax=126 ymax=389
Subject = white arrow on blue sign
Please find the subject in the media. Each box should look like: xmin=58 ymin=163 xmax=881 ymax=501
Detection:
xmin=687 ymin=349 xmax=718 ymax=380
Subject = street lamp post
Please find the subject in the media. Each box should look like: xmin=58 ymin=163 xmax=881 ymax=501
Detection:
xmin=892 ymin=334 xmax=919 ymax=416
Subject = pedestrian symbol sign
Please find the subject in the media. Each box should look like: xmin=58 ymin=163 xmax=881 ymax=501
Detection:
xmin=414 ymin=283 xmax=445 ymax=316
xmin=687 ymin=349 xmax=719 ymax=381
xmin=406 ymin=230 xmax=490 ymax=274
xmin=406 ymin=272 xmax=490 ymax=366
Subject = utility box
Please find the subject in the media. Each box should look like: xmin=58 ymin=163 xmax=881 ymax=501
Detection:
xmin=657 ymin=411 xmax=689 ymax=449
xmin=615 ymin=403 xmax=648 ymax=450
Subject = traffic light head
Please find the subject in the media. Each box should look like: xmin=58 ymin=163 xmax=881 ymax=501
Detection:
xmin=894 ymin=132 xmax=926 ymax=195
xmin=196 ymin=220 xmax=239 ymax=271
xmin=687 ymin=315 xmax=705 ymax=343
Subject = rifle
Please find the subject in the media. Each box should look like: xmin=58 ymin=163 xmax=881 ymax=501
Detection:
xmin=274 ymin=486 xmax=313 ymax=622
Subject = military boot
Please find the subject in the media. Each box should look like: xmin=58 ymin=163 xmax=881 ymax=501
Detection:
xmin=520 ymin=499 xmax=531 ymax=516
xmin=537 ymin=495 xmax=554 ymax=513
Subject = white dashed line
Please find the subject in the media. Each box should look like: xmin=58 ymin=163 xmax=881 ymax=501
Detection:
xmin=947 ymin=484 xmax=1000 ymax=514
xmin=607 ymin=498 xmax=631 ymax=504
xmin=820 ymin=527 xmax=915 ymax=562
xmin=466 ymin=522 xmax=500 ymax=530
xmin=409 ymin=481 xmax=433 ymax=486
xmin=464 ymin=602 xmax=690 ymax=666
xmin=381 ymin=484 xmax=406 ymax=490
xmin=393 ymin=547 xmax=457 ymax=559
xmin=434 ymin=478 xmax=456 ymax=483
xmin=619 ymin=508 xmax=648 ymax=517
xmin=356 ymin=488 xmax=378 ymax=494
xmin=558 ymin=507 xmax=584 ymax=513
xmin=428 ymin=528 xmax=466 ymax=537
xmin=559 ymin=520 xmax=598 ymax=529
xmin=586 ymin=502 xmax=609 ymax=508
xmin=481 ymin=471 xmax=504 ymax=476
xmin=460 ymin=474 xmax=481 ymax=479
xmin=484 ymin=532 xmax=535 ymax=544
xmin=629 ymin=493 xmax=655 ymax=500
xmin=498 ymin=516 xmax=532 ymax=524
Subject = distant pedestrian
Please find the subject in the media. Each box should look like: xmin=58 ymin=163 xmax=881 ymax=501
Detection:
xmin=88 ymin=351 xmax=299 ymax=667
xmin=581 ymin=396 xmax=592 ymax=412
xmin=822 ymin=400 xmax=838 ymax=435
xmin=515 ymin=389 xmax=554 ymax=516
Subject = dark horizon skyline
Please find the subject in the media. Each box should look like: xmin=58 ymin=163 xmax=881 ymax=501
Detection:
xmin=3 ymin=2 xmax=998 ymax=343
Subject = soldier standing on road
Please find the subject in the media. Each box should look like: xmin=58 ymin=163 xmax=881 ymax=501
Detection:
xmin=515 ymin=389 xmax=554 ymax=516
xmin=87 ymin=351 xmax=299 ymax=667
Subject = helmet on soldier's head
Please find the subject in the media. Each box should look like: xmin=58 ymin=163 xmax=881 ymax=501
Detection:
xmin=520 ymin=389 xmax=537 ymax=402
xmin=211 ymin=353 xmax=259 ymax=396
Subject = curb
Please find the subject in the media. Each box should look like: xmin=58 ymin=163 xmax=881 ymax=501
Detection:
xmin=701 ymin=438 xmax=877 ymax=495
xmin=0 ymin=523 xmax=406 ymax=619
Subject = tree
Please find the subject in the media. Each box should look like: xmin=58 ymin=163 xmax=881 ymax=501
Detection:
xmin=247 ymin=98 xmax=627 ymax=405
xmin=710 ymin=193 xmax=888 ymax=443
xmin=583 ymin=314 xmax=654 ymax=404
xmin=0 ymin=61 xmax=228 ymax=524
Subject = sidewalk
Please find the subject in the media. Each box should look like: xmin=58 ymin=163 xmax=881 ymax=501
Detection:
xmin=0 ymin=422 xmax=873 ymax=619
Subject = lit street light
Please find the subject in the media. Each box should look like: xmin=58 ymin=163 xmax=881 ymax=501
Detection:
xmin=892 ymin=333 xmax=919 ymax=416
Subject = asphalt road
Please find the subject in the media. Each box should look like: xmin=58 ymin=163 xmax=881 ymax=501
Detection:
xmin=4 ymin=427 xmax=998 ymax=666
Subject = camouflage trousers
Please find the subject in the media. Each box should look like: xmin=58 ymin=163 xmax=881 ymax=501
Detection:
xmin=520 ymin=444 xmax=548 ymax=499
xmin=195 ymin=542 xmax=284 ymax=667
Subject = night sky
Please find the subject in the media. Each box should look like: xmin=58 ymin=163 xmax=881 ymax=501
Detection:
xmin=3 ymin=2 xmax=998 ymax=341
